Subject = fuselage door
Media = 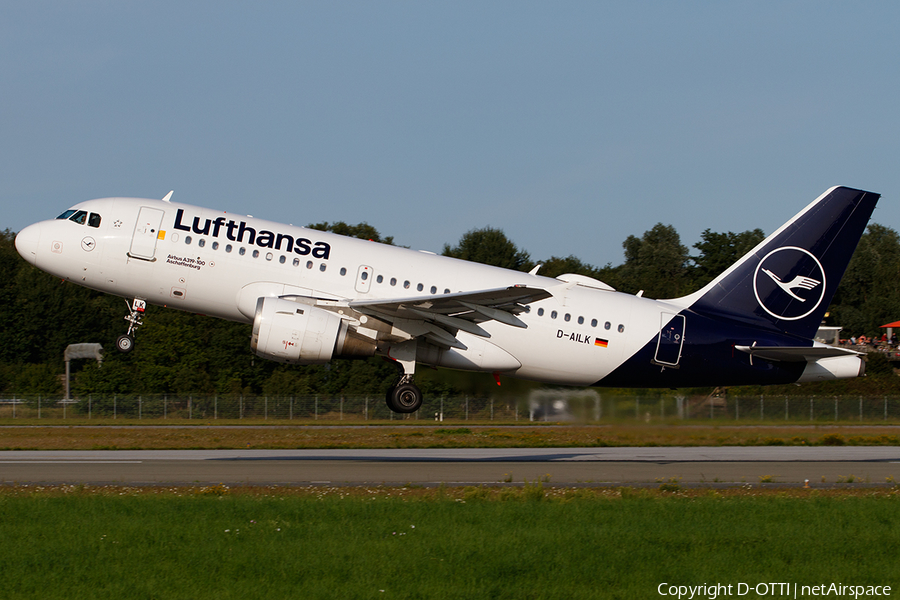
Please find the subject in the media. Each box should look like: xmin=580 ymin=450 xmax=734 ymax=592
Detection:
xmin=129 ymin=207 xmax=165 ymax=261
xmin=355 ymin=265 xmax=373 ymax=293
xmin=654 ymin=313 xmax=685 ymax=367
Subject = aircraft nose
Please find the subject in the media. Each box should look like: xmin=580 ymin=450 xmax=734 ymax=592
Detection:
xmin=15 ymin=223 xmax=42 ymax=266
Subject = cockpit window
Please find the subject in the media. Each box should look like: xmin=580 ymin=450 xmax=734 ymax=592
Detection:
xmin=56 ymin=209 xmax=99 ymax=226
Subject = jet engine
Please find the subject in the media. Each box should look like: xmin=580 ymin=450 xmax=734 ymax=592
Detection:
xmin=251 ymin=297 xmax=376 ymax=364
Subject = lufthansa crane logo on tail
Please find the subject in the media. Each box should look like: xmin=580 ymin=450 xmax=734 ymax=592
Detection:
xmin=753 ymin=246 xmax=826 ymax=321
xmin=760 ymin=269 xmax=820 ymax=301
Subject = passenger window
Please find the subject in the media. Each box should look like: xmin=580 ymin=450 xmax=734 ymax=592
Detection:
xmin=340 ymin=267 xmax=347 ymax=276
xmin=319 ymin=263 xmax=326 ymax=272
xmin=618 ymin=324 xmax=625 ymax=333
xmin=444 ymin=289 xmax=450 ymax=294
xmin=226 ymin=244 xmax=233 ymax=253
xmin=403 ymin=281 xmax=410 ymax=289
xmin=306 ymin=261 xmax=313 ymax=269
xmin=564 ymin=314 xmax=571 ymax=322
xmin=605 ymin=322 xmax=611 ymax=330
xmin=265 ymin=252 xmax=273 ymax=261
xmin=279 ymin=255 xmax=286 ymax=264
xmin=417 ymin=283 xmax=423 ymax=292
xmin=390 ymin=278 xmax=397 ymax=286
xmin=376 ymin=275 xmax=384 ymax=284
xmin=551 ymin=311 xmax=558 ymax=319
xmin=293 ymin=258 xmax=299 ymax=266
xmin=430 ymin=286 xmax=437 ymax=294
xmin=69 ymin=211 xmax=87 ymax=225
xmin=591 ymin=319 xmax=598 ymax=327
xmin=361 ymin=271 xmax=369 ymax=280
xmin=537 ymin=308 xmax=544 ymax=316
xmin=88 ymin=213 xmax=101 ymax=228
xmin=198 ymin=239 xmax=205 ymax=248
xmin=252 ymin=249 xmax=259 ymax=258
xmin=212 ymin=241 xmax=219 ymax=250
xmin=577 ymin=316 xmax=584 ymax=325
xmin=185 ymin=236 xmax=192 ymax=245
xmin=239 ymin=247 xmax=246 ymax=256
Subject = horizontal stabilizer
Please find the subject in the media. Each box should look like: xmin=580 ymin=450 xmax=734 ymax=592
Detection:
xmin=734 ymin=345 xmax=860 ymax=363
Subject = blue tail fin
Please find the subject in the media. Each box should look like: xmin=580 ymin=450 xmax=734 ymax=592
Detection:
xmin=683 ymin=186 xmax=880 ymax=340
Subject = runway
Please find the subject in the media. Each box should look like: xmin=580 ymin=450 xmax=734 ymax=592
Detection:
xmin=2 ymin=447 xmax=899 ymax=486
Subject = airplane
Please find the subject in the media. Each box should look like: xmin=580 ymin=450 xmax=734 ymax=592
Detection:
xmin=14 ymin=186 xmax=879 ymax=413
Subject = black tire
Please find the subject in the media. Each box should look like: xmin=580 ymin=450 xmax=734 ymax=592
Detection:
xmin=116 ymin=334 xmax=134 ymax=353
xmin=386 ymin=382 xmax=423 ymax=414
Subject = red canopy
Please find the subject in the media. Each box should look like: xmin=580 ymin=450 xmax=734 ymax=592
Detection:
xmin=880 ymin=321 xmax=900 ymax=328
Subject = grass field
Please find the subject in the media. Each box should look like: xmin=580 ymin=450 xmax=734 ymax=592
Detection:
xmin=2 ymin=422 xmax=900 ymax=450
xmin=1 ymin=485 xmax=898 ymax=599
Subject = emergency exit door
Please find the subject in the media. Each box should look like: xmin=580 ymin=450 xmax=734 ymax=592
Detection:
xmin=355 ymin=265 xmax=373 ymax=293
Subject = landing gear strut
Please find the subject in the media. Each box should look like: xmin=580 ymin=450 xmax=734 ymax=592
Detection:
xmin=117 ymin=298 xmax=146 ymax=353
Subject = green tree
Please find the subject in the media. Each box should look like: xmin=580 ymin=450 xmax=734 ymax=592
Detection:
xmin=534 ymin=255 xmax=600 ymax=279
xmin=0 ymin=230 xmax=125 ymax=390
xmin=691 ymin=228 xmax=766 ymax=289
xmin=307 ymin=221 xmax=394 ymax=245
xmin=533 ymin=255 xmax=623 ymax=290
xmin=618 ymin=223 xmax=690 ymax=298
xmin=442 ymin=227 xmax=531 ymax=270
xmin=829 ymin=223 xmax=900 ymax=338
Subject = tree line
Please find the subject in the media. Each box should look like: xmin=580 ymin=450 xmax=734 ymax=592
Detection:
xmin=2 ymin=216 xmax=899 ymax=398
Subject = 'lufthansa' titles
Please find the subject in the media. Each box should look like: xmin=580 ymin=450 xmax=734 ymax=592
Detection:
xmin=174 ymin=209 xmax=331 ymax=259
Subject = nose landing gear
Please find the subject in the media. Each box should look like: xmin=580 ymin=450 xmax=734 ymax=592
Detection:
xmin=116 ymin=298 xmax=146 ymax=353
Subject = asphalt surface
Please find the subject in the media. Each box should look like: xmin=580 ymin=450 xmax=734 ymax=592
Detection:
xmin=2 ymin=447 xmax=899 ymax=487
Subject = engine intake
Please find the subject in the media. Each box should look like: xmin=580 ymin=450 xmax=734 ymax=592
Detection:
xmin=251 ymin=297 xmax=375 ymax=364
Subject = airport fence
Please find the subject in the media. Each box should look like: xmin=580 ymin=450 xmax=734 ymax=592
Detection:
xmin=3 ymin=393 xmax=900 ymax=422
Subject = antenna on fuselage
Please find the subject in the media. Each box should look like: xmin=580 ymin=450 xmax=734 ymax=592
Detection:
xmin=161 ymin=191 xmax=174 ymax=202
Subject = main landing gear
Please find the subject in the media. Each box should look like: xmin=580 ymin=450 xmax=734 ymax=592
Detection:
xmin=116 ymin=298 xmax=146 ymax=353
xmin=386 ymin=375 xmax=423 ymax=414
xmin=385 ymin=340 xmax=423 ymax=413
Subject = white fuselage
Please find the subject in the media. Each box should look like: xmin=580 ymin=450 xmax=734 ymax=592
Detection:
xmin=17 ymin=197 xmax=684 ymax=386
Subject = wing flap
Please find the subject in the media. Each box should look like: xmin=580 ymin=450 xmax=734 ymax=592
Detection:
xmin=350 ymin=285 xmax=549 ymax=318
xmin=349 ymin=285 xmax=549 ymax=345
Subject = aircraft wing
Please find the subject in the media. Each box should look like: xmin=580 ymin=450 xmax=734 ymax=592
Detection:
xmin=734 ymin=345 xmax=861 ymax=363
xmin=349 ymin=285 xmax=551 ymax=348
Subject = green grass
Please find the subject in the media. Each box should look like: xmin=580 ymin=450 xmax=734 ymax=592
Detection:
xmin=5 ymin=423 xmax=900 ymax=450
xmin=2 ymin=491 xmax=899 ymax=599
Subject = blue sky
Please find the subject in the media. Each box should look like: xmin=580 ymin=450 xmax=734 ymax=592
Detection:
xmin=3 ymin=2 xmax=898 ymax=266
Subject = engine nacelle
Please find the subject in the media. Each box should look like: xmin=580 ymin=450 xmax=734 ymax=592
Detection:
xmin=251 ymin=297 xmax=376 ymax=364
